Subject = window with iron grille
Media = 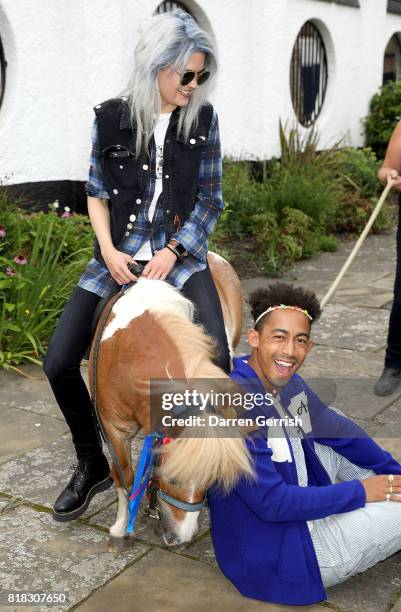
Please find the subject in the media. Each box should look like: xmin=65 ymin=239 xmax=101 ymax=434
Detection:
xmin=388 ymin=0 xmax=401 ymax=15
xmin=383 ymin=34 xmax=401 ymax=84
xmin=290 ymin=22 xmax=328 ymax=128
xmin=0 ymin=35 xmax=5 ymax=111
xmin=154 ymin=1 xmax=193 ymax=17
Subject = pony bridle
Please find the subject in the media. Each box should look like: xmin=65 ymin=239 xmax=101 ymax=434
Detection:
xmin=143 ymin=456 xmax=206 ymax=521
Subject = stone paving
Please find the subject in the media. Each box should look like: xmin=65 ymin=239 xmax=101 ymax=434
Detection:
xmin=1 ymin=228 xmax=401 ymax=611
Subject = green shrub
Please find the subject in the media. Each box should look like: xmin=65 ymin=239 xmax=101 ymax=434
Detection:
xmin=0 ymin=201 xmax=92 ymax=371
xmin=333 ymin=147 xmax=380 ymax=199
xmin=220 ymin=161 xmax=267 ymax=237
xmin=363 ymin=79 xmax=401 ymax=159
xmin=266 ymin=161 xmax=341 ymax=228
xmin=251 ymin=207 xmax=318 ymax=274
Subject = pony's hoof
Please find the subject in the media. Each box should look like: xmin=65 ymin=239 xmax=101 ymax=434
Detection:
xmin=107 ymin=535 xmax=131 ymax=552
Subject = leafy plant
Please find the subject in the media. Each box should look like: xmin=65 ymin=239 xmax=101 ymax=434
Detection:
xmin=363 ymin=79 xmax=401 ymax=159
xmin=0 ymin=202 xmax=92 ymax=372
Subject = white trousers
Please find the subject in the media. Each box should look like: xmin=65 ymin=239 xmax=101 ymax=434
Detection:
xmin=310 ymin=442 xmax=401 ymax=588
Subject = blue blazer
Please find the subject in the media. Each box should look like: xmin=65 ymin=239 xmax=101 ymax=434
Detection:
xmin=208 ymin=356 xmax=401 ymax=605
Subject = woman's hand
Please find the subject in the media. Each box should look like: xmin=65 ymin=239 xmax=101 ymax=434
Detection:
xmin=102 ymin=246 xmax=138 ymax=285
xmin=142 ymin=247 xmax=177 ymax=280
xmin=361 ymin=474 xmax=401 ymax=502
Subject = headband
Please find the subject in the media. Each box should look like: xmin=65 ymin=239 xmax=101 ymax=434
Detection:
xmin=254 ymin=304 xmax=313 ymax=327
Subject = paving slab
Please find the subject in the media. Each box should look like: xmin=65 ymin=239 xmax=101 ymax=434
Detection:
xmin=303 ymin=376 xmax=401 ymax=421
xmin=0 ymin=366 xmax=63 ymax=421
xmin=87 ymin=501 xmax=210 ymax=548
xmin=75 ymin=547 xmax=331 ymax=612
xmin=183 ymin=530 xmax=217 ymax=567
xmin=0 ymin=435 xmax=117 ymax=516
xmin=311 ymin=304 xmax=389 ymax=352
xmin=301 ymin=345 xmax=385 ymax=378
xmin=0 ymin=504 xmax=149 ymax=611
xmin=0 ymin=404 xmax=68 ymax=466
xmin=369 ymin=397 xmax=401 ymax=437
xmin=324 ymin=551 xmax=401 ymax=612
xmin=373 ymin=438 xmax=401 ymax=463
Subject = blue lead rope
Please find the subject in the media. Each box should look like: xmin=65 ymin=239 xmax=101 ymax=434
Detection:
xmin=126 ymin=432 xmax=162 ymax=534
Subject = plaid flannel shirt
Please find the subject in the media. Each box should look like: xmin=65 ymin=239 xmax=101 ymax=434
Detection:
xmin=78 ymin=109 xmax=223 ymax=298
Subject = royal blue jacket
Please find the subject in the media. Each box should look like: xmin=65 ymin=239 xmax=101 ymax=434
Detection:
xmin=208 ymin=356 xmax=401 ymax=606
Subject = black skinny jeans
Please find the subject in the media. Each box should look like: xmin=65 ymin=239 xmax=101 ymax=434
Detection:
xmin=385 ymin=203 xmax=401 ymax=369
xmin=43 ymin=266 xmax=230 ymax=460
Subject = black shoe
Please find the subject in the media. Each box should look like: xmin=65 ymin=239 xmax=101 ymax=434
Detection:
xmin=374 ymin=368 xmax=401 ymax=397
xmin=52 ymin=454 xmax=113 ymax=522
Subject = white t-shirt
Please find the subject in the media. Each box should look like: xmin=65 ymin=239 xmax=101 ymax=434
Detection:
xmin=134 ymin=112 xmax=172 ymax=260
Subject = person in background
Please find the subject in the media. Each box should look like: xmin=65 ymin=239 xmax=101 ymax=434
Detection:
xmin=374 ymin=122 xmax=401 ymax=395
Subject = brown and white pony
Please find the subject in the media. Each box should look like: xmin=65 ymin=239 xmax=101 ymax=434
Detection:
xmin=88 ymin=253 xmax=254 ymax=546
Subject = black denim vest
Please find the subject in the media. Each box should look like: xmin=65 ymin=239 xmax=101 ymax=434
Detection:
xmin=92 ymin=97 xmax=214 ymax=265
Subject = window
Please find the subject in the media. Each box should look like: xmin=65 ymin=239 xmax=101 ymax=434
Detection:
xmin=154 ymin=1 xmax=193 ymax=16
xmin=290 ymin=22 xmax=328 ymax=128
xmin=383 ymin=34 xmax=401 ymax=84
xmin=0 ymin=34 xmax=5 ymax=110
xmin=388 ymin=0 xmax=401 ymax=15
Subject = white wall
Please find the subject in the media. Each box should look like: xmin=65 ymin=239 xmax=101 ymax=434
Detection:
xmin=0 ymin=0 xmax=401 ymax=186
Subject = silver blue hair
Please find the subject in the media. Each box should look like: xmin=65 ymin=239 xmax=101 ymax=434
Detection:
xmin=121 ymin=9 xmax=218 ymax=157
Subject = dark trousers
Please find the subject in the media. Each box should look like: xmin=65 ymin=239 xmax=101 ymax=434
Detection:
xmin=385 ymin=204 xmax=401 ymax=369
xmin=43 ymin=266 xmax=230 ymax=460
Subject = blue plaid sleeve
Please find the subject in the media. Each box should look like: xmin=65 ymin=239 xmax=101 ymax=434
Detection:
xmin=85 ymin=118 xmax=110 ymax=199
xmin=170 ymin=110 xmax=224 ymax=261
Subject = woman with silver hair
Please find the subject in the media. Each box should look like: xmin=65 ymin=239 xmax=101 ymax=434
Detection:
xmin=44 ymin=9 xmax=228 ymax=522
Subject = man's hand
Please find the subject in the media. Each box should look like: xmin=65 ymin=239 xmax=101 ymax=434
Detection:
xmin=361 ymin=475 xmax=401 ymax=502
xmin=102 ymin=247 xmax=138 ymax=285
xmin=142 ymin=247 xmax=177 ymax=280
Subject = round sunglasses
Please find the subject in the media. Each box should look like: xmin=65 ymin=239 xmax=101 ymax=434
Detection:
xmin=179 ymin=70 xmax=210 ymax=86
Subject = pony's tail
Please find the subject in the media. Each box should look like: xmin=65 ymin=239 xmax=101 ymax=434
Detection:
xmin=157 ymin=431 xmax=255 ymax=493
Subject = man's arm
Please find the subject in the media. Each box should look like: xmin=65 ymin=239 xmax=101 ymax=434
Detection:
xmin=169 ymin=110 xmax=224 ymax=261
xmin=234 ymin=437 xmax=366 ymax=523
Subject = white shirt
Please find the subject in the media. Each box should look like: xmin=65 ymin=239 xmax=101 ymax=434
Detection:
xmin=134 ymin=112 xmax=172 ymax=260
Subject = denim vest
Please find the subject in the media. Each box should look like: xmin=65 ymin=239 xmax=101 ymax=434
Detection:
xmin=92 ymin=97 xmax=214 ymax=265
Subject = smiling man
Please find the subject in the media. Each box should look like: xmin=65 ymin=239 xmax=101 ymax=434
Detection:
xmin=208 ymin=282 xmax=401 ymax=606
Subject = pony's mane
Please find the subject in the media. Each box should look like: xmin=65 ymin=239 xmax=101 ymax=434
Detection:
xmin=148 ymin=287 xmax=254 ymax=492
xmin=153 ymin=311 xmax=227 ymax=380
xmin=116 ymin=279 xmax=255 ymax=491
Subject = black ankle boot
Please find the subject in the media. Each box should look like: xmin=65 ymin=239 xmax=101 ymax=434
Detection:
xmin=52 ymin=454 xmax=113 ymax=522
xmin=374 ymin=367 xmax=401 ymax=397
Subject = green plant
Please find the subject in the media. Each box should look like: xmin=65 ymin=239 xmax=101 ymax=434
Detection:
xmin=252 ymin=207 xmax=317 ymax=275
xmin=0 ymin=204 xmax=92 ymax=371
xmin=333 ymin=147 xmax=380 ymax=199
xmin=363 ymin=79 xmax=401 ymax=159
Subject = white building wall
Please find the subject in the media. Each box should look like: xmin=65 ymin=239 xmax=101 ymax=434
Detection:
xmin=0 ymin=0 xmax=401 ymax=187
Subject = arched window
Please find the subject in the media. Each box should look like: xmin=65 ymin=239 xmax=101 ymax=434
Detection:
xmin=383 ymin=34 xmax=401 ymax=84
xmin=154 ymin=1 xmax=193 ymax=17
xmin=0 ymin=34 xmax=5 ymax=110
xmin=290 ymin=21 xmax=328 ymax=128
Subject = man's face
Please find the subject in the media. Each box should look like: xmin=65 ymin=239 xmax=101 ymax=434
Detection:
xmin=247 ymin=309 xmax=313 ymax=392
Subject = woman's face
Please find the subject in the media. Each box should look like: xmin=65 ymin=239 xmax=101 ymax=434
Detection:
xmin=157 ymin=51 xmax=206 ymax=113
